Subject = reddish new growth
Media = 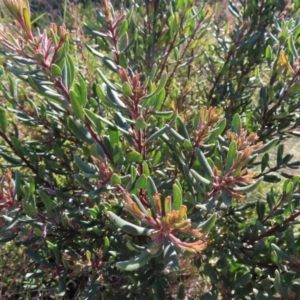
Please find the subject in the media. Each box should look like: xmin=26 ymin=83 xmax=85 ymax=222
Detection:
xmin=194 ymin=107 xmax=223 ymax=146
xmin=227 ymin=128 xmax=263 ymax=151
xmin=91 ymin=156 xmax=112 ymax=189
xmin=0 ymin=1 xmax=69 ymax=70
xmin=206 ymin=129 xmax=263 ymax=201
xmin=0 ymin=170 xmax=18 ymax=210
xmin=123 ymin=191 xmax=207 ymax=256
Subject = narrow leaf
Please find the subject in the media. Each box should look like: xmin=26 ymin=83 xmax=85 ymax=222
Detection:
xmin=141 ymin=73 xmax=167 ymax=101
xmin=116 ymin=249 xmax=153 ymax=271
xmin=0 ymin=107 xmax=8 ymax=132
xmin=108 ymin=211 xmax=153 ymax=235
xmin=225 ymin=141 xmax=237 ymax=173
xmin=197 ymin=213 xmax=218 ymax=233
xmin=195 ymin=148 xmax=213 ymax=177
xmin=70 ymin=90 xmax=84 ymax=120
xmin=164 ymin=239 xmax=179 ymax=273
xmin=172 ymin=184 xmax=182 ymax=210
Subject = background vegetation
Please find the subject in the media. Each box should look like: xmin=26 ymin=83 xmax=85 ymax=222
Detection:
xmin=1 ymin=0 xmax=300 ymax=299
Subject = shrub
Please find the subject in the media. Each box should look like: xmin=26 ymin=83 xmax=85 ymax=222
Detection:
xmin=1 ymin=0 xmax=300 ymax=299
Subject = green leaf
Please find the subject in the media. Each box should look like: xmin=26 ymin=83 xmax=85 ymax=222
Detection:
xmin=119 ymin=20 xmax=128 ymax=37
xmin=67 ymin=116 xmax=94 ymax=144
xmin=225 ymin=141 xmax=237 ymax=173
xmin=143 ymin=161 xmax=150 ymax=176
xmin=288 ymin=35 xmax=298 ymax=58
xmin=0 ymin=152 xmax=22 ymax=165
xmin=228 ymin=2 xmax=241 ymax=17
xmin=221 ymin=190 xmax=231 ymax=206
xmin=285 ymin=227 xmax=295 ymax=254
xmin=154 ymin=89 xmax=166 ymax=110
xmin=97 ymin=69 xmax=118 ymax=91
xmin=24 ymin=271 xmax=45 ymax=280
xmin=176 ymin=117 xmax=190 ymax=140
xmin=149 ymin=63 xmax=157 ymax=81
xmin=190 ymin=169 xmax=212 ymax=185
xmin=253 ymin=289 xmax=273 ymax=300
xmin=22 ymin=202 xmax=37 ymax=217
xmin=256 ymin=200 xmax=265 ymax=222
xmin=109 ymin=128 xmax=119 ymax=148
xmin=78 ymin=75 xmax=87 ymax=107
xmin=141 ymin=73 xmax=167 ymax=101
xmin=232 ymin=113 xmax=241 ymax=135
xmin=135 ymin=116 xmax=148 ymax=130
xmin=144 ymin=124 xmax=170 ymax=144
xmin=74 ymin=155 xmax=96 ymax=174
xmin=233 ymin=272 xmax=252 ymax=289
xmin=208 ymin=119 xmax=226 ymax=141
xmin=261 ymin=153 xmax=269 ymax=172
xmin=116 ymin=249 xmax=153 ymax=271
xmin=57 ymin=275 xmax=66 ymax=297
xmin=197 ymin=213 xmax=218 ymax=233
xmin=66 ymin=53 xmax=75 ymax=89
xmin=23 ymin=7 xmax=31 ymax=34
xmin=46 ymin=240 xmax=61 ymax=263
xmin=195 ymin=148 xmax=213 ymax=177
xmin=0 ymin=233 xmax=18 ymax=244
xmin=271 ymin=244 xmax=290 ymax=261
xmin=153 ymin=277 xmax=166 ymax=300
xmin=85 ymin=109 xmax=132 ymax=138
xmin=103 ymin=237 xmax=110 ymax=255
xmin=177 ymin=283 xmax=185 ymax=300
xmin=263 ymin=174 xmax=281 ymax=183
xmin=0 ymin=214 xmax=19 ymax=235
xmin=107 ymin=87 xmax=128 ymax=110
xmin=152 ymin=111 xmax=173 ymax=119
xmin=103 ymin=57 xmax=118 ymax=73
xmin=164 ymin=239 xmax=179 ymax=273
xmin=169 ymin=128 xmax=185 ymax=142
xmin=200 ymin=291 xmax=218 ymax=300
xmin=183 ymin=139 xmax=193 ymax=151
xmin=39 ymin=190 xmax=54 ymax=213
xmin=173 ymin=47 xmax=179 ymax=61
xmin=135 ymin=174 xmax=147 ymax=190
xmin=285 ymin=181 xmax=293 ymax=194
xmin=146 ymin=176 xmax=158 ymax=214
xmin=85 ymin=43 xmax=104 ymax=58
xmin=51 ymin=64 xmax=62 ymax=77
xmin=172 ymin=184 xmax=182 ymax=210
xmin=0 ymin=107 xmax=8 ymax=132
xmin=277 ymin=144 xmax=284 ymax=166
xmin=113 ymin=144 xmax=124 ymax=171
xmin=253 ymin=138 xmax=279 ymax=154
xmin=274 ymin=270 xmax=289 ymax=299
xmin=107 ymin=211 xmax=153 ymax=236
xmin=203 ymin=262 xmax=218 ymax=284
xmin=265 ymin=45 xmax=272 ymax=60
xmin=110 ymin=173 xmax=121 ymax=185
xmin=131 ymin=166 xmax=138 ymax=183
xmin=70 ymin=90 xmax=84 ymax=120
xmin=90 ymin=143 xmax=105 ymax=158
xmin=233 ymin=177 xmax=263 ymax=193
xmin=122 ymin=82 xmax=133 ymax=96
xmin=126 ymin=148 xmax=143 ymax=163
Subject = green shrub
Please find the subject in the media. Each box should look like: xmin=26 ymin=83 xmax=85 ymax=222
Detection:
xmin=1 ymin=0 xmax=300 ymax=298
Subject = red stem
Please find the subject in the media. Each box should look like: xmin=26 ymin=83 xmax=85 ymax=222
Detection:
xmin=243 ymin=211 xmax=300 ymax=244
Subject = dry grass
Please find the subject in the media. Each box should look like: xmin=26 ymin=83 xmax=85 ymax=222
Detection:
xmin=165 ymin=258 xmax=211 ymax=299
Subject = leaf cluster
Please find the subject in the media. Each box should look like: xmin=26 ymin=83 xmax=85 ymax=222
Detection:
xmin=0 ymin=0 xmax=300 ymax=299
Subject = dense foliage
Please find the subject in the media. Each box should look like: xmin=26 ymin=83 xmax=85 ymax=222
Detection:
xmin=1 ymin=0 xmax=300 ymax=299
